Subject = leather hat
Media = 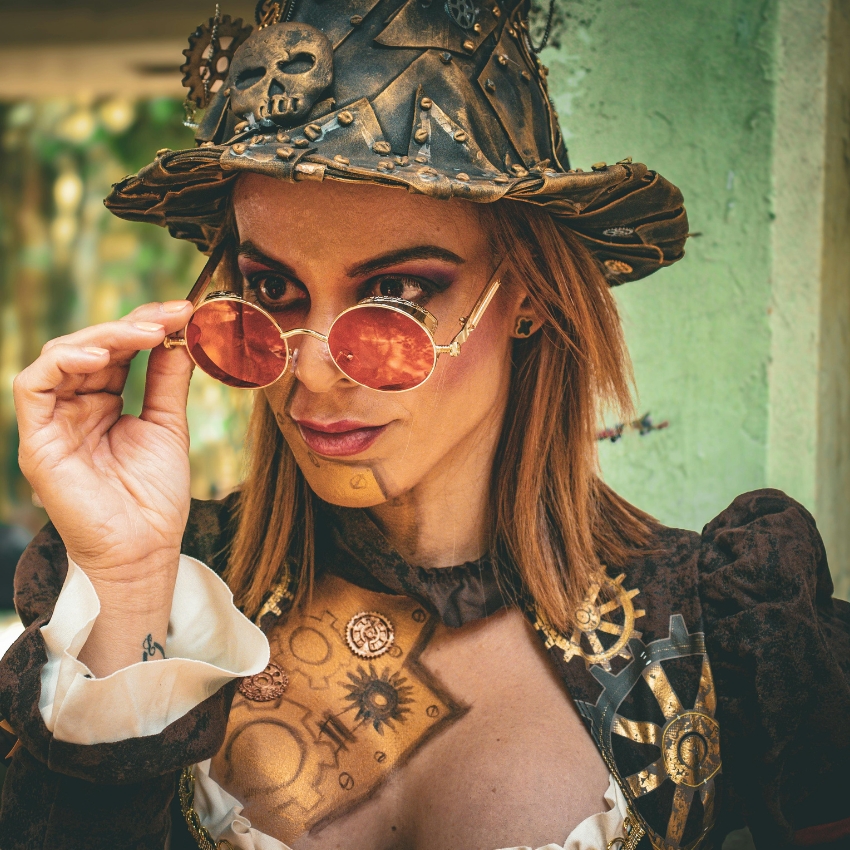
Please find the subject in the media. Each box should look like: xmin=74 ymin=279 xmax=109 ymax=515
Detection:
xmin=104 ymin=0 xmax=689 ymax=283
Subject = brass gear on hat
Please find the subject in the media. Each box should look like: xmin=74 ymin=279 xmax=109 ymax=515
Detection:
xmin=180 ymin=12 xmax=253 ymax=108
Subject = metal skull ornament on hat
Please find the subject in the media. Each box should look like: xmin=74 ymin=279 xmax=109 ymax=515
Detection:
xmin=106 ymin=0 xmax=689 ymax=284
xmin=228 ymin=23 xmax=334 ymax=125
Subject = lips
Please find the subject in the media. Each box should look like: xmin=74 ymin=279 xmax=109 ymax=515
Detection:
xmin=295 ymin=419 xmax=388 ymax=457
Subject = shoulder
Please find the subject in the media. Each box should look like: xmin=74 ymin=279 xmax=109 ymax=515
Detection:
xmin=180 ymin=491 xmax=241 ymax=574
xmin=696 ymin=488 xmax=839 ymax=625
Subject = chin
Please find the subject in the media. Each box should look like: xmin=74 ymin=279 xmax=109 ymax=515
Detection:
xmin=298 ymin=460 xmax=391 ymax=508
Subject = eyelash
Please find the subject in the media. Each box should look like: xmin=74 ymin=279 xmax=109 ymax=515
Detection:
xmin=243 ymin=271 xmax=439 ymax=312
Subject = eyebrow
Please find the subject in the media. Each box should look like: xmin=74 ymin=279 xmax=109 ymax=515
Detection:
xmin=345 ymin=246 xmax=466 ymax=279
xmin=236 ymin=242 xmax=300 ymax=280
xmin=236 ymin=242 xmax=466 ymax=281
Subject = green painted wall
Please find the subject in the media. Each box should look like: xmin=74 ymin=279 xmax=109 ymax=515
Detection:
xmin=542 ymin=0 xmax=849 ymax=596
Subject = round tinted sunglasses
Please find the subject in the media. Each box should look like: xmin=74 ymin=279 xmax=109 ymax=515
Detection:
xmin=164 ymin=242 xmax=506 ymax=392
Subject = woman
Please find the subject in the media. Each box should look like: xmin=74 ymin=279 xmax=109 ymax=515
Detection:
xmin=3 ymin=2 xmax=849 ymax=849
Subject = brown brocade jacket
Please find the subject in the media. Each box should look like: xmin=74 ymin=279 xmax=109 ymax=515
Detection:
xmin=0 ymin=489 xmax=848 ymax=850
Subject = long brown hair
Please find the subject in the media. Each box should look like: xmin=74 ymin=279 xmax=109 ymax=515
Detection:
xmin=225 ymin=199 xmax=656 ymax=631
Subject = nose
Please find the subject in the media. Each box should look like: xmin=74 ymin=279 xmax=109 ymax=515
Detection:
xmin=291 ymin=328 xmax=351 ymax=393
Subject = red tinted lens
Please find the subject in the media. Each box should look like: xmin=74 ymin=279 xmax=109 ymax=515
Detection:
xmin=186 ymin=299 xmax=289 ymax=389
xmin=327 ymin=305 xmax=436 ymax=391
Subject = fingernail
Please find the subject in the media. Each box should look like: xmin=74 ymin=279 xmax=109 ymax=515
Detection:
xmin=161 ymin=301 xmax=189 ymax=313
xmin=134 ymin=322 xmax=165 ymax=332
xmin=83 ymin=347 xmax=108 ymax=356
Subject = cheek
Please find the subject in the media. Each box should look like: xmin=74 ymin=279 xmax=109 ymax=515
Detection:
xmin=433 ymin=308 xmax=512 ymax=394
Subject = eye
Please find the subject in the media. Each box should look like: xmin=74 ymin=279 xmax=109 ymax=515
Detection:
xmin=244 ymin=271 xmax=308 ymax=313
xmin=365 ymin=274 xmax=434 ymax=304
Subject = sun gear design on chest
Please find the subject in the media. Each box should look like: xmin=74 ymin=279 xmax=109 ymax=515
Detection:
xmin=176 ymin=554 xmax=722 ymax=850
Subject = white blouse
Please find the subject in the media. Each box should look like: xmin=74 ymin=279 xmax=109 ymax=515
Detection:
xmin=40 ymin=557 xmax=628 ymax=850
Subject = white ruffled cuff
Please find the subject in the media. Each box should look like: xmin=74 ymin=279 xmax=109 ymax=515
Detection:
xmin=38 ymin=555 xmax=270 ymax=745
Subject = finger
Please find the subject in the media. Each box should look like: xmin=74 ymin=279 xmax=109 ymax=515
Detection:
xmin=122 ymin=300 xmax=192 ymax=325
xmin=42 ymin=311 xmax=189 ymax=361
xmin=139 ymin=340 xmax=193 ymax=440
xmin=14 ymin=344 xmax=111 ymax=440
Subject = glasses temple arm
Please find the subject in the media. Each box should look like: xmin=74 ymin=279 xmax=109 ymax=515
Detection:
xmin=436 ymin=257 xmax=509 ymax=356
xmin=164 ymin=240 xmax=229 ymax=349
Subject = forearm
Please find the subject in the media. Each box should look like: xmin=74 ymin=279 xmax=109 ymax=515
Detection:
xmin=78 ymin=555 xmax=178 ymax=677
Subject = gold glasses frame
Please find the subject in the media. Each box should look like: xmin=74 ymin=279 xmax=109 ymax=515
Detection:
xmin=165 ymin=241 xmax=508 ymax=392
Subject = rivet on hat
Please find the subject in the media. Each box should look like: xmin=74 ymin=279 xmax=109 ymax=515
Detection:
xmin=456 ymin=172 xmax=470 ymax=181
xmin=276 ymin=146 xmax=294 ymax=159
xmin=378 ymin=159 xmax=395 ymax=171
xmin=294 ymin=138 xmax=309 ymax=148
xmin=234 ymin=121 xmax=249 ymax=133
xmin=497 ymin=53 xmax=508 ymax=66
xmin=439 ymin=51 xmax=452 ymax=64
xmin=591 ymin=162 xmax=607 ymax=171
xmin=251 ymin=135 xmax=263 ymax=146
xmin=201 ymin=140 xmax=215 ymax=148
xmin=617 ymin=156 xmax=634 ymax=164
xmin=373 ymin=140 xmax=392 ymax=155
xmin=491 ymin=4 xmax=501 ymax=16
xmin=156 ymin=148 xmax=171 ymax=157
xmin=304 ymin=123 xmax=322 ymax=141
xmin=276 ymin=130 xmax=290 ymax=143
xmin=485 ymin=79 xmax=496 ymax=93
xmin=462 ymin=39 xmax=475 ymax=52
xmin=350 ymin=14 xmax=363 ymax=24
xmin=414 ymin=155 xmax=428 ymax=163
xmin=334 ymin=154 xmax=350 ymax=165
xmin=396 ymin=155 xmax=410 ymax=166
xmin=420 ymin=97 xmax=432 ymax=110
xmin=338 ymin=111 xmax=354 ymax=126
xmin=510 ymin=164 xmax=528 ymax=176
xmin=604 ymin=259 xmax=634 ymax=274
xmin=494 ymin=174 xmax=510 ymax=184
xmin=473 ymin=22 xmax=482 ymax=33
xmin=414 ymin=127 xmax=428 ymax=144
xmin=521 ymin=70 xmax=531 ymax=81
xmin=454 ymin=130 xmax=468 ymax=143
xmin=232 ymin=143 xmax=246 ymax=155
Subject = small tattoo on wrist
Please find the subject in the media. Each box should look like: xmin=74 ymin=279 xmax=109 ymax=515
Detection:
xmin=142 ymin=634 xmax=166 ymax=661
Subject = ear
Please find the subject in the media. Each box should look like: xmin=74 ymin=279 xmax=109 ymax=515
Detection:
xmin=508 ymin=292 xmax=543 ymax=339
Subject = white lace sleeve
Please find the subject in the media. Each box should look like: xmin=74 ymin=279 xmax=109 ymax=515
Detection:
xmin=38 ymin=555 xmax=270 ymax=745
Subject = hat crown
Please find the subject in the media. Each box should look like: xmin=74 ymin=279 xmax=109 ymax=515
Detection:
xmin=196 ymin=0 xmax=567 ymax=176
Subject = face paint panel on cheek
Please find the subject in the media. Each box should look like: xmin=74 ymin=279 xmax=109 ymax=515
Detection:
xmin=264 ymin=378 xmax=391 ymax=507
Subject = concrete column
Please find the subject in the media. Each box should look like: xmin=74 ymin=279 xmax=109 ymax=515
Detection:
xmin=767 ymin=0 xmax=850 ymax=596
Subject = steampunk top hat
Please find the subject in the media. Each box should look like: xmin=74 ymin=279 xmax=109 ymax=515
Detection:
xmin=105 ymin=0 xmax=689 ymax=283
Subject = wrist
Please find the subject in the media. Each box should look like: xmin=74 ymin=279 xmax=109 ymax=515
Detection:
xmin=80 ymin=553 xmax=181 ymax=617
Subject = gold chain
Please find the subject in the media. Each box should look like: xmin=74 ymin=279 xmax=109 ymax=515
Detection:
xmin=179 ymin=766 xmax=234 ymax=850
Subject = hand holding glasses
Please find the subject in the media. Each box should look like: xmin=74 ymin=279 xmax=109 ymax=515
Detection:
xmin=164 ymin=242 xmax=507 ymax=391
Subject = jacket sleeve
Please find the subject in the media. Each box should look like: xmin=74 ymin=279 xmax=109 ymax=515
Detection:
xmin=0 ymin=495 xmax=249 ymax=849
xmin=698 ymin=489 xmax=850 ymax=849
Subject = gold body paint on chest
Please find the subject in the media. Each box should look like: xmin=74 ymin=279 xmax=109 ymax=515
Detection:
xmin=210 ymin=573 xmax=466 ymax=842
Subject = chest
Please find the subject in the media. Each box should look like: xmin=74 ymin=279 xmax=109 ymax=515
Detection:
xmin=209 ymin=574 xmax=610 ymax=850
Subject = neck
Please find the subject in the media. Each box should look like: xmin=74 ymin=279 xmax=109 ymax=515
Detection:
xmin=367 ymin=406 xmax=505 ymax=569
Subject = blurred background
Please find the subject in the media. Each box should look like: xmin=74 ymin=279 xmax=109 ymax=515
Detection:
xmin=0 ymin=0 xmax=847 ymax=660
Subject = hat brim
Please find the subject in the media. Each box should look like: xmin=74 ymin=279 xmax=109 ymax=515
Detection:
xmin=105 ymin=140 xmax=687 ymax=284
